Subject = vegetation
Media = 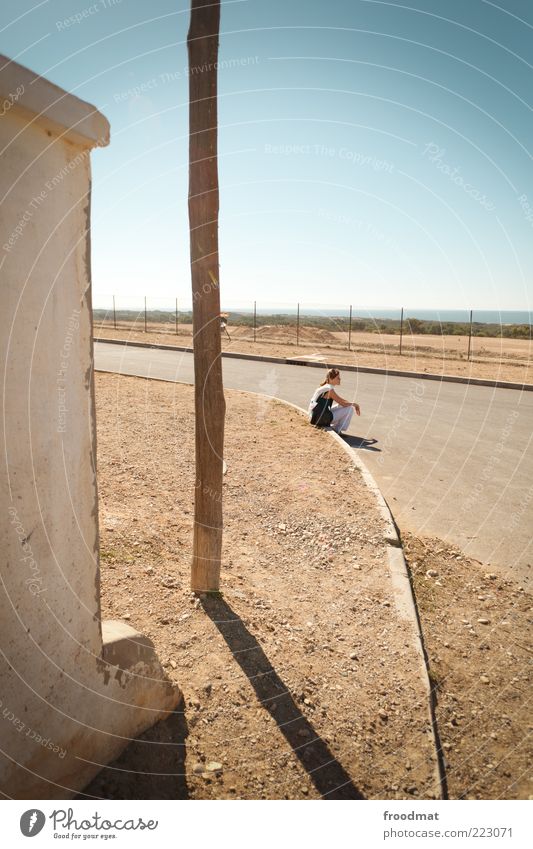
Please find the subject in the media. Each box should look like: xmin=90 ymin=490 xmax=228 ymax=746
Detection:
xmin=93 ymin=309 xmax=531 ymax=339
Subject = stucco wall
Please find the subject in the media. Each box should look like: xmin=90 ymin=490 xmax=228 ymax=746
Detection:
xmin=0 ymin=60 xmax=181 ymax=798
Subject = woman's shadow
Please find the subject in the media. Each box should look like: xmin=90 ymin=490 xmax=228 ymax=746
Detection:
xmin=341 ymin=434 xmax=380 ymax=452
xmin=200 ymin=594 xmax=364 ymax=799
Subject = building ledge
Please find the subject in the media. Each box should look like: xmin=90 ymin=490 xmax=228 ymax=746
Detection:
xmin=0 ymin=54 xmax=110 ymax=149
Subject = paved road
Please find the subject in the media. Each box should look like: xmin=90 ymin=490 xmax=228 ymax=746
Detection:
xmin=95 ymin=341 xmax=532 ymax=586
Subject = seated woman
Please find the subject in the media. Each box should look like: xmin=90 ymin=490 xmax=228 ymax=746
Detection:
xmin=308 ymin=368 xmax=361 ymax=434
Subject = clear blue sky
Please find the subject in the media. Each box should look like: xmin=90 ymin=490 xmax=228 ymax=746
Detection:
xmin=2 ymin=0 xmax=532 ymax=312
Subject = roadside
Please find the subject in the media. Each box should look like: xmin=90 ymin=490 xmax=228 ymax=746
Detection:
xmin=402 ymin=532 xmax=532 ymax=800
xmin=94 ymin=323 xmax=532 ymax=386
xmin=82 ymin=373 xmax=438 ymax=800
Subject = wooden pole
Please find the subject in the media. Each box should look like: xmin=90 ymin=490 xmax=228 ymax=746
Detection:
xmin=399 ymin=306 xmax=404 ymax=355
xmin=188 ymin=0 xmax=225 ymax=592
xmin=296 ymin=302 xmax=300 ymax=346
xmin=175 ymin=298 xmax=179 ymax=335
xmin=144 ymin=296 xmax=147 ymax=332
xmin=113 ymin=295 xmax=116 ymax=330
xmin=467 ymin=309 xmax=473 ymax=361
xmin=253 ymin=300 xmax=256 ymax=342
xmin=348 ymin=304 xmax=352 ymax=351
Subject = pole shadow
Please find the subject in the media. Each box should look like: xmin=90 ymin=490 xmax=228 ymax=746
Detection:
xmin=76 ymin=707 xmax=189 ymax=800
xmin=200 ymin=594 xmax=364 ymax=799
xmin=341 ymin=434 xmax=381 ymax=452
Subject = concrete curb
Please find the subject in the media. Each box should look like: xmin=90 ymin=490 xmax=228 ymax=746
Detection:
xmin=94 ymin=336 xmax=533 ymax=393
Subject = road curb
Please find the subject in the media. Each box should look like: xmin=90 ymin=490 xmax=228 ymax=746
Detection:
xmin=94 ymin=336 xmax=533 ymax=392
xmin=95 ymin=366 xmax=446 ymax=799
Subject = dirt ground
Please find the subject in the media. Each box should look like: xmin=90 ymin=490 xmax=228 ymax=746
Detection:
xmin=403 ymin=533 xmax=532 ymax=800
xmin=83 ymin=373 xmax=439 ymax=801
xmin=94 ymin=321 xmax=532 ymax=385
xmin=81 ymin=373 xmax=532 ymax=801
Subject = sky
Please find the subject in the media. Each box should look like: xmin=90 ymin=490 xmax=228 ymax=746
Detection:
xmin=1 ymin=0 xmax=532 ymax=312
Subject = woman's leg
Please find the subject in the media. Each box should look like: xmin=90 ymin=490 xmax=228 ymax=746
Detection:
xmin=331 ymin=404 xmax=353 ymax=434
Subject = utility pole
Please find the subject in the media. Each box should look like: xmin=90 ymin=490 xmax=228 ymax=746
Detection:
xmin=188 ymin=0 xmax=225 ymax=592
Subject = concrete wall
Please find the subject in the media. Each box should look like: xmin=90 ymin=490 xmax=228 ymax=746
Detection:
xmin=0 ymin=57 xmax=181 ymax=798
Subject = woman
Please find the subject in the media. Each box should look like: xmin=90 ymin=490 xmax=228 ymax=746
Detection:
xmin=308 ymin=368 xmax=361 ymax=434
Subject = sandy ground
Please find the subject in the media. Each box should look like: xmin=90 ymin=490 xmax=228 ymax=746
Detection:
xmin=80 ymin=374 xmax=532 ymax=800
xmin=83 ymin=373 xmax=438 ymax=800
xmin=403 ymin=533 xmax=531 ymax=801
xmin=94 ymin=322 xmax=532 ymax=385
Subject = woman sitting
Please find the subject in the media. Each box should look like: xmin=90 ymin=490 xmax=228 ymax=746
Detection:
xmin=308 ymin=368 xmax=361 ymax=434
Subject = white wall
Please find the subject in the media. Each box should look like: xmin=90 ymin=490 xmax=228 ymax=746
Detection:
xmin=0 ymin=57 xmax=181 ymax=799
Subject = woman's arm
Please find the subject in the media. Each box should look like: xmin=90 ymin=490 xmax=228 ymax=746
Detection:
xmin=328 ymin=388 xmax=361 ymax=415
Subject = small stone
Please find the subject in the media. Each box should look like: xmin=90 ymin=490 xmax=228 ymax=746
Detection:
xmin=378 ymin=709 xmax=388 ymax=721
xmin=278 ymin=523 xmax=286 ymax=531
xmin=161 ymin=576 xmax=180 ymax=588
xmin=206 ymin=761 xmax=223 ymax=773
xmin=477 ymin=618 xmax=490 ymax=625
xmin=145 ymin=566 xmax=154 ymax=574
xmin=349 ymin=652 xmax=358 ymax=660
xmin=123 ymin=614 xmax=131 ymax=620
xmin=169 ymin=660 xmax=177 ymax=670
xmin=192 ymin=763 xmax=204 ymax=775
xmin=426 ymin=569 xmax=438 ymax=578
xmin=480 ymin=675 xmax=490 ymax=684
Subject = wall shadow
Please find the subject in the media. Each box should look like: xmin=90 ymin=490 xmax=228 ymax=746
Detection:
xmin=201 ymin=594 xmax=364 ymax=799
xmin=76 ymin=706 xmax=189 ymax=800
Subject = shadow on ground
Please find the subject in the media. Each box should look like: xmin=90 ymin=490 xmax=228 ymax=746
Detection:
xmin=76 ymin=707 xmax=189 ymax=800
xmin=201 ymin=594 xmax=364 ymax=799
xmin=341 ymin=434 xmax=380 ymax=452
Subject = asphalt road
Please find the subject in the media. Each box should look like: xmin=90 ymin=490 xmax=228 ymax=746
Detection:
xmin=95 ymin=341 xmax=532 ymax=586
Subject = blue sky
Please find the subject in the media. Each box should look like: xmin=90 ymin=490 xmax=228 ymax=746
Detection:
xmin=2 ymin=0 xmax=532 ymax=311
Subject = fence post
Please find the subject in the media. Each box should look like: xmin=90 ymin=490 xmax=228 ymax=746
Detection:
xmin=144 ymin=296 xmax=147 ymax=333
xmin=296 ymin=302 xmax=300 ymax=346
xmin=175 ymin=298 xmax=179 ymax=335
xmin=113 ymin=295 xmax=116 ymax=330
xmin=253 ymin=300 xmax=256 ymax=342
xmin=399 ymin=306 xmax=404 ymax=355
xmin=348 ymin=304 xmax=352 ymax=351
xmin=467 ymin=309 xmax=473 ymax=361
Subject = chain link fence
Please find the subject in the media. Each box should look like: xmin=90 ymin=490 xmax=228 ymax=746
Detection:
xmin=92 ymin=297 xmax=532 ymax=364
